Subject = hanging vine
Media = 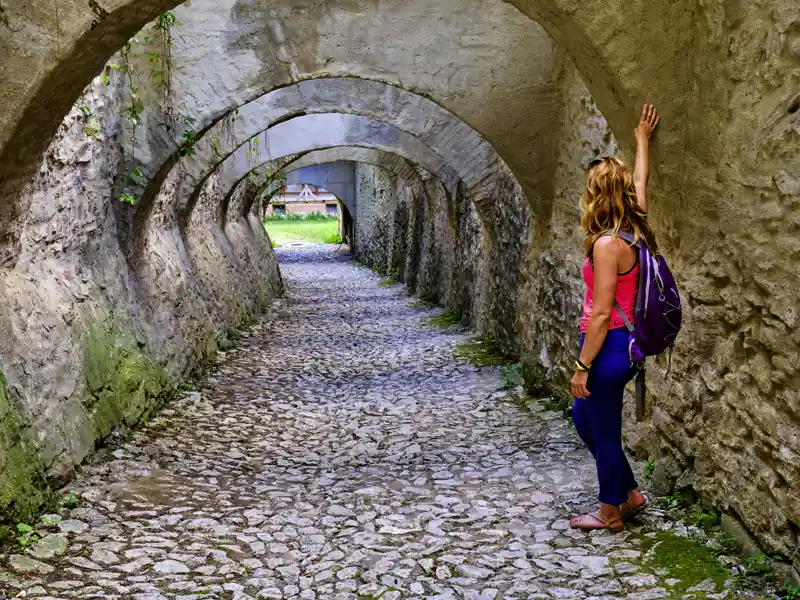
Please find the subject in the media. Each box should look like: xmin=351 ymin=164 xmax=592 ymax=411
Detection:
xmin=108 ymin=38 xmax=145 ymax=205
xmin=147 ymin=11 xmax=177 ymax=127
xmin=261 ymin=127 xmax=287 ymax=193
xmin=80 ymin=10 xmax=211 ymax=204
xmin=75 ymin=88 xmax=102 ymax=141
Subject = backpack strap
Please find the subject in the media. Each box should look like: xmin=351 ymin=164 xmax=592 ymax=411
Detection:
xmin=599 ymin=231 xmax=647 ymax=420
xmin=596 ymin=231 xmax=638 ymax=332
xmin=614 ymin=300 xmax=635 ymax=333
xmin=601 ymin=230 xmax=640 ymax=246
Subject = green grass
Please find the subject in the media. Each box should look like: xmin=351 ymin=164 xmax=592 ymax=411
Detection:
xmin=263 ymin=218 xmax=341 ymax=245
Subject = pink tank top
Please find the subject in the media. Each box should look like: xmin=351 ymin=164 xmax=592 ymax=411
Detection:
xmin=579 ymin=257 xmax=639 ymax=333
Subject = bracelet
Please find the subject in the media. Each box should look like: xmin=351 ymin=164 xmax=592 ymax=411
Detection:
xmin=575 ymin=359 xmax=591 ymax=372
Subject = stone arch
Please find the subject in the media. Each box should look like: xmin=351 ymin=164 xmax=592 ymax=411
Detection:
xmin=128 ymin=77 xmax=512 ymax=259
xmin=217 ymin=144 xmax=464 ymax=298
xmin=134 ymin=118 xmax=465 ymax=358
xmin=230 ymin=147 xmax=444 ymax=249
xmin=0 ymin=0 xmax=699 ymax=206
xmin=284 ymin=148 xmax=416 ymax=180
xmin=189 ymin=114 xmax=463 ymax=225
xmin=268 ymin=174 xmax=354 ymax=247
xmin=284 ymin=164 xmax=357 ymax=220
xmin=1 ymin=0 xmax=672 ymax=261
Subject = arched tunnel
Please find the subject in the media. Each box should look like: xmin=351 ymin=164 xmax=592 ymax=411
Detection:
xmin=0 ymin=0 xmax=798 ymax=592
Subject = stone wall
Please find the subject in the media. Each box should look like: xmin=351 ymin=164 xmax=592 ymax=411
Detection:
xmin=517 ymin=65 xmax=619 ymax=396
xmin=351 ymin=63 xmax=800 ymax=576
xmin=354 ymin=165 xmax=397 ymax=275
xmin=0 ymin=0 xmax=797 ymax=574
xmin=0 ymin=76 xmax=283 ymax=522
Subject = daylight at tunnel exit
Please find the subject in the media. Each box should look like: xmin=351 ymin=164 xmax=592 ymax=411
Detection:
xmin=0 ymin=1 xmax=798 ymax=599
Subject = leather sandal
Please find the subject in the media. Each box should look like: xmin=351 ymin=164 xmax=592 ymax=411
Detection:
xmin=620 ymin=496 xmax=648 ymax=522
xmin=569 ymin=511 xmax=624 ymax=533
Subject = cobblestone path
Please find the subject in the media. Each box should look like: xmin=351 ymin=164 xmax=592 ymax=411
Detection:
xmin=1 ymin=248 xmax=744 ymax=599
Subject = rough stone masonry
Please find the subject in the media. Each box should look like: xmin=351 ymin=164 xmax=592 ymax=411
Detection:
xmin=0 ymin=0 xmax=797 ymax=580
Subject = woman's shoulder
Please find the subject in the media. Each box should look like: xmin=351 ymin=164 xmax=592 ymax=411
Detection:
xmin=593 ymin=234 xmax=625 ymax=251
xmin=593 ymin=234 xmax=633 ymax=259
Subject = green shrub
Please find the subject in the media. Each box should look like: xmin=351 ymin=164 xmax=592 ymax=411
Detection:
xmin=691 ymin=505 xmax=720 ymax=529
xmin=779 ymin=585 xmax=800 ymax=599
xmin=15 ymin=523 xmax=39 ymax=548
xmin=745 ymin=554 xmax=776 ymax=579
xmin=502 ymin=362 xmax=524 ymax=389
xmin=656 ymin=492 xmax=686 ymax=509
xmin=540 ymin=396 xmax=571 ymax=415
xmin=263 ymin=211 xmax=338 ymax=222
xmin=60 ymin=490 xmax=79 ymax=508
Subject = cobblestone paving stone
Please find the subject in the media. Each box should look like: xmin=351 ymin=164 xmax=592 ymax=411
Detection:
xmin=1 ymin=247 xmax=749 ymax=599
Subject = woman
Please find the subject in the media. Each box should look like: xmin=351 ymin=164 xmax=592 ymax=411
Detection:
xmin=569 ymin=104 xmax=660 ymax=532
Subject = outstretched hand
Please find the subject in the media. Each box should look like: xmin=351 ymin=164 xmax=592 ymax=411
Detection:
xmin=634 ymin=104 xmax=660 ymax=142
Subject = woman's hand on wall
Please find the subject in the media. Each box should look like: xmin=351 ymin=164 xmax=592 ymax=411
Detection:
xmin=634 ymin=104 xmax=660 ymax=142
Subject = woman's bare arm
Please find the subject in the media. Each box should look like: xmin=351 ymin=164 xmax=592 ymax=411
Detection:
xmin=578 ymin=238 xmax=619 ymax=368
xmin=633 ymin=104 xmax=660 ymax=213
xmin=571 ymin=237 xmax=621 ymax=399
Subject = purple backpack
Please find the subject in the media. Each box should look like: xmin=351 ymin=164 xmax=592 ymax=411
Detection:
xmin=603 ymin=232 xmax=682 ymax=420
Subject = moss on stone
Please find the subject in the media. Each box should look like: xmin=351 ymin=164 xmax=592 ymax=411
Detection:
xmin=453 ymin=336 xmax=509 ymax=367
xmin=425 ymin=310 xmax=463 ymax=329
xmin=640 ymin=531 xmax=730 ymax=595
xmin=0 ymin=371 xmax=52 ymax=524
xmin=218 ymin=327 xmax=244 ymax=352
xmin=83 ymin=316 xmax=169 ymax=440
xmin=520 ymin=360 xmax=553 ymax=396
xmin=520 ymin=360 xmax=573 ymax=416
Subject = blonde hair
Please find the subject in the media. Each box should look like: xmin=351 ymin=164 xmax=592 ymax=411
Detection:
xmin=580 ymin=157 xmax=657 ymax=256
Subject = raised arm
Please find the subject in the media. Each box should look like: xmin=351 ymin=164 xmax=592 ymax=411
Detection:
xmin=633 ymin=104 xmax=660 ymax=213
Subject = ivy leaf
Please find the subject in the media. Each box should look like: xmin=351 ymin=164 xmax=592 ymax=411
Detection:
xmin=16 ymin=523 xmax=33 ymax=534
xmin=101 ymin=73 xmax=110 ymax=85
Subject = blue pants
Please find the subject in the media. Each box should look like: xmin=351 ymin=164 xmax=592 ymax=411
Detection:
xmin=573 ymin=329 xmax=638 ymax=506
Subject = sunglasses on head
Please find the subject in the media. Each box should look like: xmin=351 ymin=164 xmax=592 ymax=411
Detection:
xmin=587 ymin=156 xmax=612 ymax=171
